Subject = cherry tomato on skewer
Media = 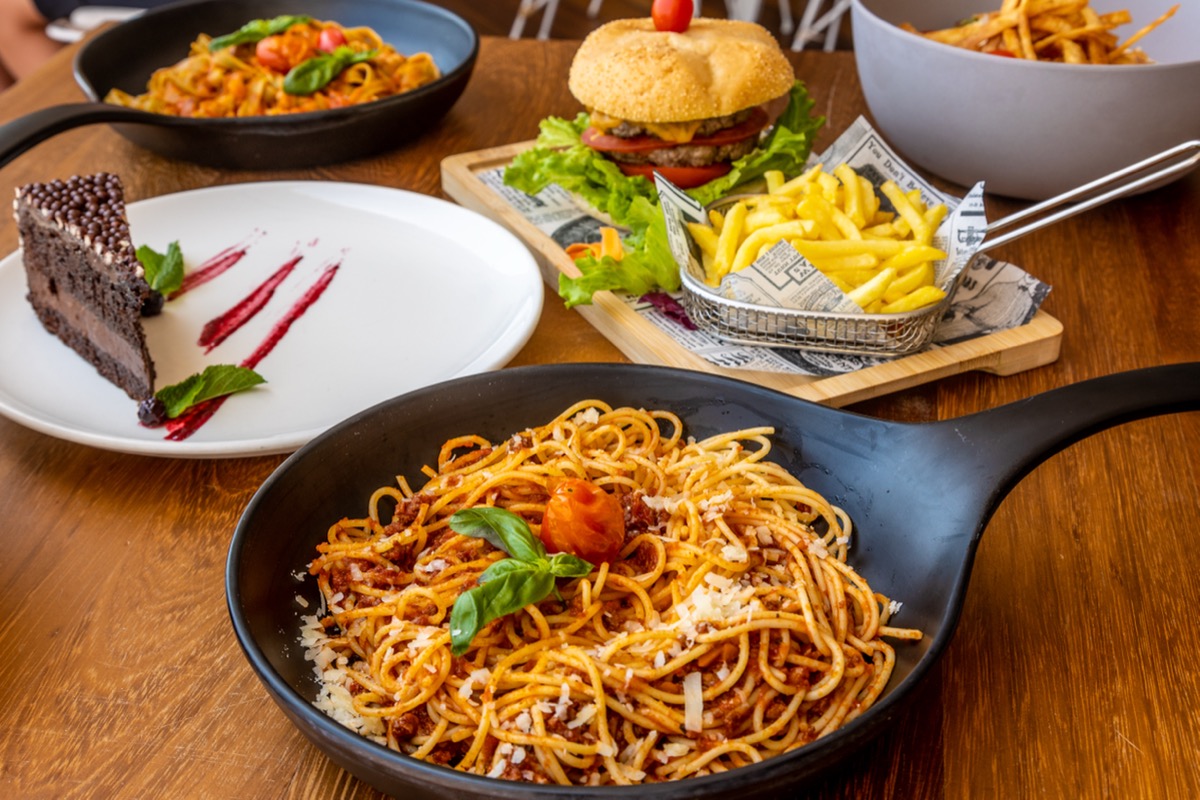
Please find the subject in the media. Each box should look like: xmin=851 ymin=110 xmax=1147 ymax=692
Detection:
xmin=652 ymin=0 xmax=693 ymax=33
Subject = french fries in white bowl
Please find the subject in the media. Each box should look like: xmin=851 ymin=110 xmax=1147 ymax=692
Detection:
xmin=851 ymin=0 xmax=1200 ymax=200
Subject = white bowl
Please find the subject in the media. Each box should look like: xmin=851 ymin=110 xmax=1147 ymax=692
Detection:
xmin=850 ymin=0 xmax=1200 ymax=200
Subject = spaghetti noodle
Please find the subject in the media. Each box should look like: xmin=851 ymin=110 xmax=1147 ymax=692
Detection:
xmin=301 ymin=401 xmax=921 ymax=785
xmin=105 ymin=18 xmax=439 ymax=117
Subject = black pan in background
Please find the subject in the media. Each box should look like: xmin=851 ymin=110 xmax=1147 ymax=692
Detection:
xmin=0 ymin=0 xmax=478 ymax=170
xmin=226 ymin=362 xmax=1199 ymax=798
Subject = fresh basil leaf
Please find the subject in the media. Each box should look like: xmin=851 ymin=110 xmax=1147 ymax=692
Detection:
xmin=208 ymin=15 xmax=313 ymax=51
xmin=449 ymin=507 xmax=546 ymax=563
xmin=283 ymin=46 xmax=375 ymax=95
xmin=449 ymin=586 xmax=483 ymax=656
xmin=155 ymin=364 xmax=265 ymax=419
xmin=135 ymin=240 xmax=184 ymax=296
xmin=449 ymin=568 xmax=554 ymax=656
xmin=546 ymin=552 xmax=594 ymax=578
xmin=478 ymin=558 xmax=537 ymax=584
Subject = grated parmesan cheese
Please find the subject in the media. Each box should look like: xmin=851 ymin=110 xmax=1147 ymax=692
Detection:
xmin=704 ymin=573 xmax=733 ymax=590
xmin=566 ymin=704 xmax=596 ymax=730
xmin=416 ymin=558 xmax=448 ymax=575
xmin=807 ymin=540 xmax=830 ymax=559
xmin=663 ymin=742 xmax=690 ymax=758
xmin=554 ymin=682 xmax=571 ymax=719
xmin=458 ymin=667 xmax=492 ymax=700
xmin=573 ymin=407 xmax=601 ymax=425
xmin=888 ymin=600 xmax=904 ymax=615
xmin=720 ymin=544 xmax=748 ymax=563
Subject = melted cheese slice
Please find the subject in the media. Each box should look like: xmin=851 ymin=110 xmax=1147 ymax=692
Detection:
xmin=588 ymin=109 xmax=703 ymax=144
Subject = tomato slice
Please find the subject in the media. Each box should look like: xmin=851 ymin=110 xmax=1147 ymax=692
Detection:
xmin=581 ymin=106 xmax=769 ymax=154
xmin=540 ymin=478 xmax=625 ymax=564
xmin=616 ymin=162 xmax=732 ymax=189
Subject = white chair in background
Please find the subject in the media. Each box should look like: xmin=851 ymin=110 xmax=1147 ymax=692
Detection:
xmin=511 ymin=0 xmax=562 ymax=39
xmin=44 ymin=5 xmax=142 ymax=43
xmin=789 ymin=0 xmax=851 ymax=51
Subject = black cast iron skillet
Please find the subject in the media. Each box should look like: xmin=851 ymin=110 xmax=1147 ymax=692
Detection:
xmin=0 ymin=0 xmax=478 ymax=170
xmin=227 ymin=361 xmax=1199 ymax=798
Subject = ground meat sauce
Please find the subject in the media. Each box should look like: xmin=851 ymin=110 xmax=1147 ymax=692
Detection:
xmin=622 ymin=491 xmax=666 ymax=535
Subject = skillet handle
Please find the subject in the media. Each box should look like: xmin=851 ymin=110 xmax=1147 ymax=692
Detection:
xmin=950 ymin=362 xmax=1199 ymax=498
xmin=0 ymin=103 xmax=163 ymax=169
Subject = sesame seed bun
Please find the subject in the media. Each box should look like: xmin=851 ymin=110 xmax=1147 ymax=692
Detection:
xmin=567 ymin=18 xmax=795 ymax=124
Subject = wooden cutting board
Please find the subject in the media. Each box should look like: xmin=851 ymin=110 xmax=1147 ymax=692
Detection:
xmin=441 ymin=142 xmax=1062 ymax=408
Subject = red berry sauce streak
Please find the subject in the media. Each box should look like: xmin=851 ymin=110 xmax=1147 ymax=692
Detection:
xmin=165 ymin=252 xmax=341 ymax=442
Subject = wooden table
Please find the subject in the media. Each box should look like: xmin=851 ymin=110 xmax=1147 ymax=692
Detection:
xmin=1 ymin=36 xmax=1197 ymax=800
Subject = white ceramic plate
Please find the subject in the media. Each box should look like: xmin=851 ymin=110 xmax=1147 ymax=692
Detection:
xmin=0 ymin=181 xmax=543 ymax=458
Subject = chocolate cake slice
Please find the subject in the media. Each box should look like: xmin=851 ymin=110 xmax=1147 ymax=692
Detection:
xmin=13 ymin=173 xmax=156 ymax=401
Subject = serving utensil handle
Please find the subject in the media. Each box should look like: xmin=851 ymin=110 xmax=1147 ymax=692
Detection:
xmin=0 ymin=103 xmax=167 ymax=169
xmin=979 ymin=141 xmax=1200 ymax=253
xmin=946 ymin=362 xmax=1199 ymax=509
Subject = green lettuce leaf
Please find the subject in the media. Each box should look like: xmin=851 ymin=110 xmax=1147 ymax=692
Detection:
xmin=503 ymin=82 xmax=824 ymax=308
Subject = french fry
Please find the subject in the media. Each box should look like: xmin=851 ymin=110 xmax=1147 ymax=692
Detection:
xmin=847 ymin=267 xmax=897 ymax=308
xmin=692 ymin=163 xmax=951 ymax=312
xmin=882 ymin=261 xmax=936 ymax=303
xmin=880 ymin=181 xmax=932 ymax=244
xmin=882 ymin=285 xmax=948 ymax=314
xmin=709 ymin=201 xmax=747 ymax=283
xmin=910 ymin=1 xmax=1177 ymax=64
xmin=880 ymin=244 xmax=947 ymax=273
xmin=687 ymin=222 xmax=720 ymax=261
xmin=730 ymin=221 xmax=814 ymax=274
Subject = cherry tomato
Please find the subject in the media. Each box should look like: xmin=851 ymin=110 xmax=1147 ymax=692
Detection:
xmin=318 ymin=26 xmax=347 ymax=53
xmin=255 ymin=36 xmax=293 ymax=73
xmin=540 ymin=479 xmax=625 ymax=564
xmin=652 ymin=0 xmax=694 ymax=33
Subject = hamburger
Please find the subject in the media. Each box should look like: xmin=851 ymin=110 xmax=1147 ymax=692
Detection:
xmin=503 ymin=15 xmax=823 ymax=307
xmin=567 ymin=18 xmax=797 ymax=189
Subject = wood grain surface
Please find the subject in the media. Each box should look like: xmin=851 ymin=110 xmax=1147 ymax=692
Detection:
xmin=0 ymin=35 xmax=1197 ymax=800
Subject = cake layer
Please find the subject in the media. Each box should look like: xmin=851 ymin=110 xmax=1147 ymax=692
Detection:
xmin=13 ymin=173 xmax=156 ymax=402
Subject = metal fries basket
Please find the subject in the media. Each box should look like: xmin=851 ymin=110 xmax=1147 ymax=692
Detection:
xmin=677 ymin=139 xmax=1200 ymax=357
xmin=678 ymin=263 xmax=954 ymax=357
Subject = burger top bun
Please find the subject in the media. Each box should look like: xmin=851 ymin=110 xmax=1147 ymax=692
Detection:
xmin=568 ymin=18 xmax=795 ymax=124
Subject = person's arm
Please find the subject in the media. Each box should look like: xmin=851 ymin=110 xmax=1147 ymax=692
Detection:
xmin=0 ymin=0 xmax=63 ymax=82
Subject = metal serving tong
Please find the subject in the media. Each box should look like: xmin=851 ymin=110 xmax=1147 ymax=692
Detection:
xmin=979 ymin=139 xmax=1200 ymax=253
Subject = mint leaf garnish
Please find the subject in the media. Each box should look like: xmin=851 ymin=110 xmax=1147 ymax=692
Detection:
xmin=155 ymin=365 xmax=265 ymax=419
xmin=136 ymin=241 xmax=184 ymax=296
